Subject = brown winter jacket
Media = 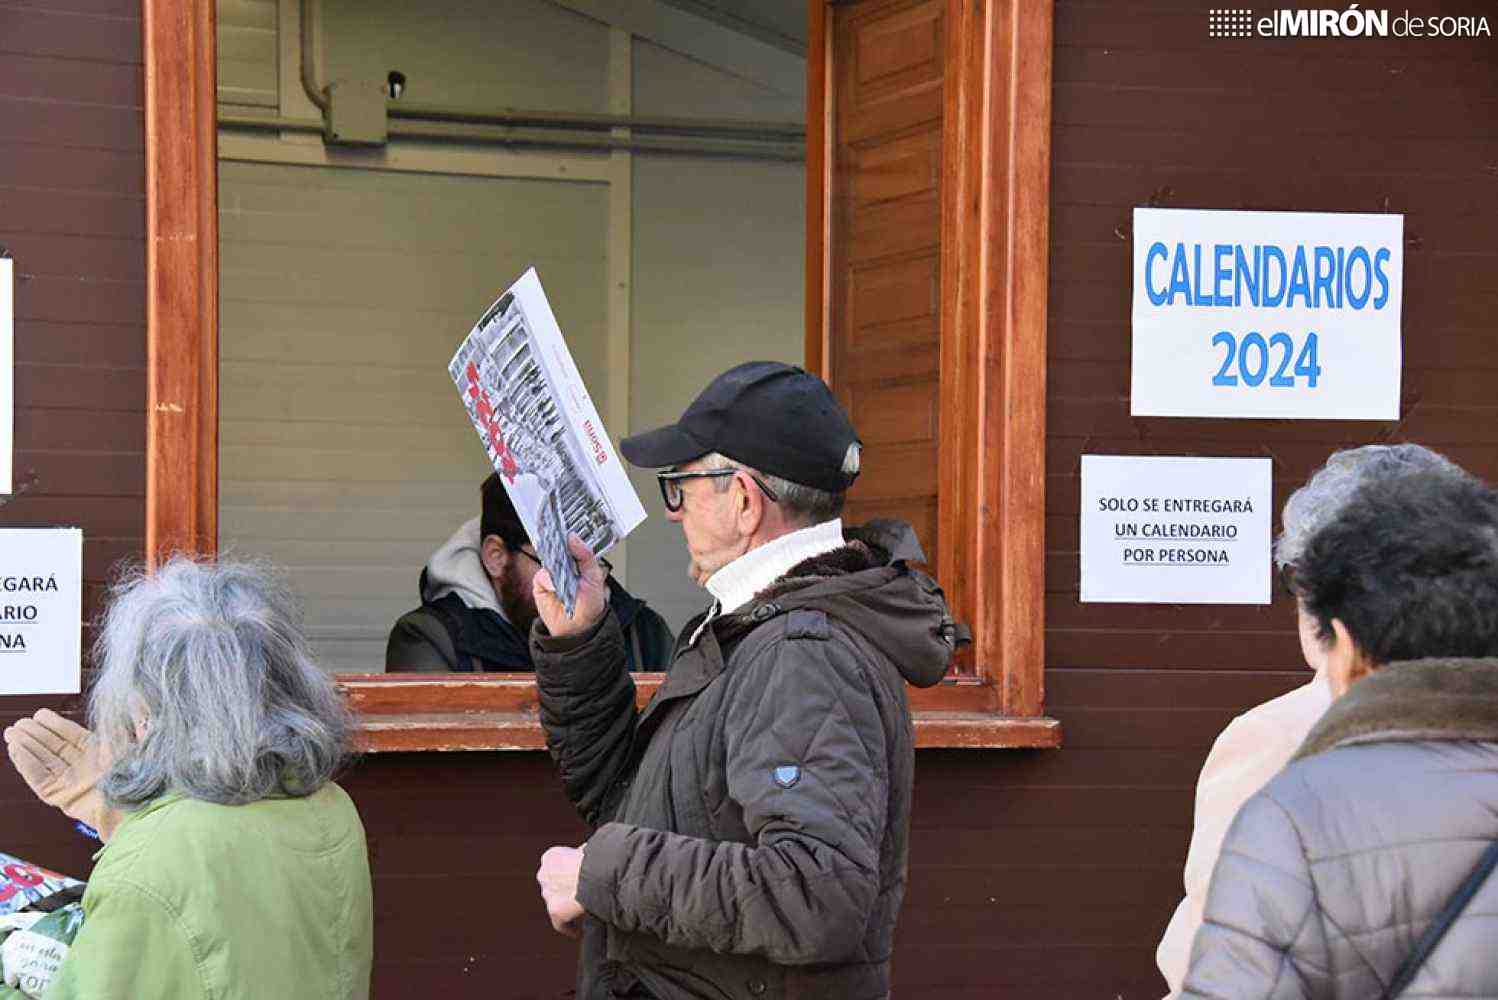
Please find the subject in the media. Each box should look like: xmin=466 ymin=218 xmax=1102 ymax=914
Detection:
xmin=531 ymin=521 xmax=959 ymax=1000
xmin=1182 ymin=658 xmax=1498 ymax=1000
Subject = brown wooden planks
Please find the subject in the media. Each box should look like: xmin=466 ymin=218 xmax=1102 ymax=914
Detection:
xmin=142 ymin=0 xmax=218 ymax=562
xmin=0 ymin=0 xmax=147 ymax=663
xmin=828 ymin=0 xmax=946 ymax=565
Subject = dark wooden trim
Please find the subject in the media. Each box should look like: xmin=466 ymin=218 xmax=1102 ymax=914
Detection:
xmin=354 ymin=713 xmax=1061 ymax=752
xmin=343 ymin=674 xmax=1057 ymax=752
xmin=144 ymin=0 xmax=219 ymax=565
xmin=932 ymin=0 xmax=1052 ymax=715
xmin=342 ymin=672 xmax=1000 ymax=716
xmin=144 ymin=0 xmax=1057 ymax=751
xmin=804 ymin=0 xmax=832 ymax=378
xmin=985 ymin=0 xmax=1052 ymax=716
xmin=936 ymin=0 xmax=985 ymax=674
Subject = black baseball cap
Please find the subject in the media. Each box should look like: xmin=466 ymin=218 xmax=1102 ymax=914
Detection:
xmin=620 ymin=361 xmax=862 ymax=493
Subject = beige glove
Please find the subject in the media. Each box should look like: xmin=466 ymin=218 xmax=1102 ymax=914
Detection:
xmin=3 ymin=709 xmax=122 ymax=842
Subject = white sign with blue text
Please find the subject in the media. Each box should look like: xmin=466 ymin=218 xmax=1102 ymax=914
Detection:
xmin=0 ymin=528 xmax=83 ymax=695
xmin=1080 ymin=456 xmax=1271 ymax=605
xmin=1131 ymin=208 xmax=1402 ymax=420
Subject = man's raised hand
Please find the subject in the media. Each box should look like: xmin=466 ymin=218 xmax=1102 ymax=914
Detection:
xmin=533 ymin=534 xmax=610 ymax=638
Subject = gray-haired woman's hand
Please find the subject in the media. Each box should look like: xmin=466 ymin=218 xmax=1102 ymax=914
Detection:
xmin=3 ymin=709 xmax=122 ymax=840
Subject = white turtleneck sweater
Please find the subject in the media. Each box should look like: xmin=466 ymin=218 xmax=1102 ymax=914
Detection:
xmin=692 ymin=517 xmax=845 ymax=637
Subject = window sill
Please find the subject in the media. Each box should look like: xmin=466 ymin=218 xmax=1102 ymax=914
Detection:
xmin=341 ymin=674 xmax=1062 ymax=752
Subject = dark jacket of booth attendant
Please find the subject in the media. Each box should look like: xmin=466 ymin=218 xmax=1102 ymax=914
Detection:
xmin=385 ymin=516 xmax=674 ymax=672
xmin=534 ymin=520 xmax=956 ymax=1000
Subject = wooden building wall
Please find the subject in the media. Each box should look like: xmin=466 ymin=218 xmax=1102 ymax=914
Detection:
xmin=355 ymin=4 xmax=1496 ymax=996
xmin=1 ymin=1 xmax=1495 ymax=998
xmin=940 ymin=1 xmax=1498 ymax=995
xmin=0 ymin=0 xmax=147 ymax=878
xmin=340 ymin=3 xmax=1498 ymax=994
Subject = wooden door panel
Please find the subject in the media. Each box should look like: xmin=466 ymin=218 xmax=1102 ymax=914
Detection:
xmin=848 ymin=252 xmax=939 ymax=334
xmin=816 ymin=0 xmax=1053 ymax=700
xmin=848 ymin=380 xmax=940 ymax=447
xmin=829 ymin=0 xmax=947 ymax=567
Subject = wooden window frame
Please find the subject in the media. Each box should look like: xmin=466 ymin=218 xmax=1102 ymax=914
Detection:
xmin=144 ymin=0 xmax=1059 ymax=751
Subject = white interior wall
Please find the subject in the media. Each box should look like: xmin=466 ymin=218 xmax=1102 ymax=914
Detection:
xmin=321 ymin=0 xmax=610 ymax=114
xmin=217 ymin=0 xmax=805 ymax=665
xmin=219 ymin=162 xmax=609 ymax=673
xmin=628 ymin=38 xmax=805 ymax=630
xmin=218 ymin=0 xmax=277 ymax=108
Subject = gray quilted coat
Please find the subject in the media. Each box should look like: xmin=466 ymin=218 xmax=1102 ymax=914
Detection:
xmin=532 ymin=521 xmax=957 ymax=1000
xmin=1182 ymin=658 xmax=1498 ymax=1000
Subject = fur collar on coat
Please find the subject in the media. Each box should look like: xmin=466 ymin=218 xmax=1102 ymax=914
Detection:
xmin=1292 ymin=657 xmax=1498 ymax=763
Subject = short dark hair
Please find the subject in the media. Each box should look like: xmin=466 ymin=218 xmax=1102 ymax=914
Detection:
xmin=1295 ymin=469 xmax=1498 ymax=665
xmin=480 ymin=472 xmax=530 ymax=550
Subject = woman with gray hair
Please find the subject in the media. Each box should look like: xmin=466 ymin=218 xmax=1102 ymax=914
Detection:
xmin=1183 ymin=464 xmax=1498 ymax=998
xmin=3 ymin=557 xmax=372 ymax=999
xmin=1155 ymin=443 xmax=1465 ymax=996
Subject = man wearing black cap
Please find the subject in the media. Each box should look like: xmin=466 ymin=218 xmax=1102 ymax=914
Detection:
xmin=530 ymin=362 xmax=963 ymax=1000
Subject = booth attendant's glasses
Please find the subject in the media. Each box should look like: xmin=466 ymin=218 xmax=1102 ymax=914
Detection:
xmin=656 ymin=468 xmax=780 ymax=512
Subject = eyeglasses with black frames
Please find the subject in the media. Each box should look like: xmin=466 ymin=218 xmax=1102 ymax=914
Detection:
xmin=656 ymin=467 xmax=780 ymax=513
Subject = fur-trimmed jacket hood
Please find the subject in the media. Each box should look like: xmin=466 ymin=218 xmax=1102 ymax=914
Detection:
xmin=1183 ymin=658 xmax=1498 ymax=1000
xmin=713 ymin=518 xmax=963 ymax=689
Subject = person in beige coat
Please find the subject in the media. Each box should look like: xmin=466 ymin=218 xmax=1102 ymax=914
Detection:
xmin=1155 ymin=444 xmax=1467 ymax=996
xmin=1182 ymin=467 xmax=1498 ymax=998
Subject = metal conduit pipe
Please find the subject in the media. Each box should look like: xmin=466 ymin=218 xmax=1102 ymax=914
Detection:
xmin=387 ymin=104 xmax=804 ymax=142
xmin=299 ymin=0 xmax=329 ymax=110
xmin=295 ymin=0 xmax=804 ymax=149
xmin=217 ymin=112 xmax=805 ymax=163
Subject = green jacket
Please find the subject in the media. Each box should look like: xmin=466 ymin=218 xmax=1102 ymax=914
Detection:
xmin=44 ymin=783 xmax=373 ymax=1000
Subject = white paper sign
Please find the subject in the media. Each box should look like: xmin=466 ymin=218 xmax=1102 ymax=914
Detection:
xmin=0 ymin=529 xmax=83 ymax=695
xmin=1 ymin=258 xmax=12 ymax=492
xmin=1080 ymin=456 xmax=1271 ymax=605
xmin=1131 ymin=208 xmax=1402 ymax=420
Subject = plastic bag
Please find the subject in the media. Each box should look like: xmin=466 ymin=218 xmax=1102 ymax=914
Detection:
xmin=1 ymin=903 xmax=83 ymax=997
xmin=0 ymin=855 xmax=82 ymax=918
xmin=0 ymin=853 xmax=85 ymax=999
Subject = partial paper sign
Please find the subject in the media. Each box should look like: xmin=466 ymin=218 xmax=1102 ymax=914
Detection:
xmin=1 ymin=258 xmax=12 ymax=493
xmin=0 ymin=529 xmax=83 ymax=695
xmin=1080 ymin=456 xmax=1271 ymax=605
xmin=1131 ymin=208 xmax=1403 ymax=420
xmin=450 ymin=269 xmax=645 ymax=613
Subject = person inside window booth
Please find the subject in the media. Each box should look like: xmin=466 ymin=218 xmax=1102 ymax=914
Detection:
xmin=385 ymin=473 xmax=674 ymax=673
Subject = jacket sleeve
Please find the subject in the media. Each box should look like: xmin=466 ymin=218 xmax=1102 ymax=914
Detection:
xmin=1159 ymin=678 xmax=1334 ymax=998
xmin=1159 ymin=713 xmax=1291 ymax=995
xmin=575 ymin=626 xmax=886 ymax=964
xmin=1180 ymin=788 xmax=1326 ymax=1000
xmin=45 ymin=877 xmax=207 ymax=999
xmin=384 ymin=611 xmax=457 ymax=673
xmin=532 ymin=611 xmax=639 ymax=828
